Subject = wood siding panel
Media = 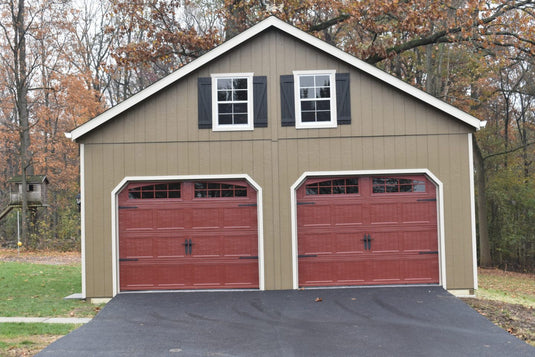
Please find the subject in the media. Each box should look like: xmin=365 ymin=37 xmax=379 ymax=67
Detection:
xmin=80 ymin=29 xmax=476 ymax=297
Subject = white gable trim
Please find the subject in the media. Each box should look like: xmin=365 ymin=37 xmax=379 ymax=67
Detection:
xmin=68 ymin=17 xmax=483 ymax=141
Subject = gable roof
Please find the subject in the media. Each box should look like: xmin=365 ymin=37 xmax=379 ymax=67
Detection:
xmin=8 ymin=175 xmax=49 ymax=184
xmin=67 ymin=16 xmax=484 ymax=141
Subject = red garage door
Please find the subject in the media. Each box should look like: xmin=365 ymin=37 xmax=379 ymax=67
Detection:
xmin=297 ymin=175 xmax=439 ymax=287
xmin=118 ymin=180 xmax=258 ymax=291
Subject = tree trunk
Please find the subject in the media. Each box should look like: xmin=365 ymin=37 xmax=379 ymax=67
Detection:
xmin=14 ymin=0 xmax=33 ymax=245
xmin=473 ymin=136 xmax=492 ymax=267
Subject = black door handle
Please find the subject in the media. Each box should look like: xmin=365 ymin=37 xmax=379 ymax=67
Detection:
xmin=362 ymin=234 xmax=373 ymax=251
xmin=182 ymin=239 xmax=194 ymax=255
xmin=182 ymin=239 xmax=189 ymax=255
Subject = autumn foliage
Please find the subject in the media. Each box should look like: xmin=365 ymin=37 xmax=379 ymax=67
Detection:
xmin=0 ymin=0 xmax=534 ymax=269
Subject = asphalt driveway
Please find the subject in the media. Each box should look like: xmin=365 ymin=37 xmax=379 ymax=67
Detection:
xmin=38 ymin=287 xmax=534 ymax=356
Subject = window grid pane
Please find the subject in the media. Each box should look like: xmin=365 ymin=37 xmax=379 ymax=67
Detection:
xmin=372 ymin=178 xmax=426 ymax=193
xmin=299 ymin=74 xmax=332 ymax=123
xmin=216 ymin=76 xmax=249 ymax=125
xmin=306 ymin=178 xmax=359 ymax=195
xmin=128 ymin=183 xmax=181 ymax=199
xmin=194 ymin=182 xmax=248 ymax=198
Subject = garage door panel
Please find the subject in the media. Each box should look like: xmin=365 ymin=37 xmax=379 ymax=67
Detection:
xmin=221 ymin=261 xmax=259 ymax=287
xmin=334 ymin=232 xmax=366 ymax=254
xmin=191 ymin=208 xmax=220 ymax=229
xmin=298 ymin=232 xmax=333 ymax=255
xmin=188 ymin=236 xmax=221 ymax=257
xmin=370 ymin=259 xmax=401 ymax=283
xmin=154 ymin=237 xmax=187 ymax=258
xmin=223 ymin=207 xmax=256 ymax=228
xmin=370 ymin=232 xmax=400 ymax=253
xmin=370 ymin=203 xmax=399 ymax=224
xmin=299 ymin=205 xmax=332 ymax=226
xmin=298 ymin=175 xmax=439 ymax=287
xmin=402 ymin=231 xmax=438 ymax=252
xmin=156 ymin=264 xmax=188 ymax=287
xmin=401 ymin=202 xmax=436 ymax=223
xmin=191 ymin=260 xmax=259 ymax=288
xmin=120 ymin=262 xmax=156 ymax=290
xmin=333 ymin=204 xmax=364 ymax=225
xmin=299 ymin=261 xmax=336 ymax=285
xmin=119 ymin=180 xmax=259 ymax=291
xmin=337 ymin=260 xmax=369 ymax=284
xmin=120 ymin=238 xmax=153 ymax=258
xmin=222 ymin=234 xmax=258 ymax=256
xmin=155 ymin=208 xmax=187 ymax=229
xmin=402 ymin=257 xmax=439 ymax=283
xmin=120 ymin=209 xmax=154 ymax=230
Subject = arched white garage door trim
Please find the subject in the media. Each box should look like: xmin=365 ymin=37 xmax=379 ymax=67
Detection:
xmin=111 ymin=174 xmax=264 ymax=297
xmin=290 ymin=169 xmax=446 ymax=290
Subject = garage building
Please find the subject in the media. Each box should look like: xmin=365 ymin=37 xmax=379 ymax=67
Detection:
xmin=67 ymin=17 xmax=485 ymax=300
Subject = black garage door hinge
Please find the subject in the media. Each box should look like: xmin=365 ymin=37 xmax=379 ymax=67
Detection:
xmin=119 ymin=258 xmax=139 ymax=261
xmin=417 ymin=198 xmax=437 ymax=202
xmin=238 ymin=203 xmax=257 ymax=207
xmin=298 ymin=254 xmax=318 ymax=258
xmin=297 ymin=202 xmax=316 ymax=205
xmin=419 ymin=251 xmax=439 ymax=255
xmin=119 ymin=206 xmax=138 ymax=209
xmin=239 ymin=256 xmax=259 ymax=259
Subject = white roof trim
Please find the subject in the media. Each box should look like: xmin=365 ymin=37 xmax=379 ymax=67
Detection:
xmin=67 ymin=16 xmax=483 ymax=141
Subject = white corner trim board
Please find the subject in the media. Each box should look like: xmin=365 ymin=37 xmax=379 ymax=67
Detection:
xmin=110 ymin=174 xmax=265 ymax=297
xmin=67 ymin=17 xmax=483 ymax=141
xmin=468 ymin=133 xmax=478 ymax=290
xmin=290 ymin=169 xmax=447 ymax=290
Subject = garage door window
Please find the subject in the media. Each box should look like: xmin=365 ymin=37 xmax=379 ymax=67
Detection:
xmin=372 ymin=178 xmax=426 ymax=193
xmin=306 ymin=178 xmax=359 ymax=195
xmin=128 ymin=183 xmax=181 ymax=199
xmin=194 ymin=182 xmax=248 ymax=198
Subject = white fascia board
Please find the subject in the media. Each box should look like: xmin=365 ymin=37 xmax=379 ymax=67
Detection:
xmin=68 ymin=17 xmax=483 ymax=141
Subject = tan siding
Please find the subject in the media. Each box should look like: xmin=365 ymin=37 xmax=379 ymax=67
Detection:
xmin=80 ymin=29 xmax=476 ymax=297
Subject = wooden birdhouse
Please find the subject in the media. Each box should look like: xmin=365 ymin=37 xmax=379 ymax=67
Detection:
xmin=8 ymin=175 xmax=49 ymax=207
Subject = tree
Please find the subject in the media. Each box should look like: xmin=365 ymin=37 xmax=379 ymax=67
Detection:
xmin=0 ymin=0 xmax=35 ymax=245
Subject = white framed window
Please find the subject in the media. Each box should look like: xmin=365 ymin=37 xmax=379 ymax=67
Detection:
xmin=293 ymin=70 xmax=337 ymax=129
xmin=211 ymin=73 xmax=254 ymax=131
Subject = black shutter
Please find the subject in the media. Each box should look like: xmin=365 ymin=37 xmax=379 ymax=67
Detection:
xmin=198 ymin=77 xmax=212 ymax=129
xmin=280 ymin=75 xmax=295 ymax=127
xmin=253 ymin=76 xmax=268 ymax=128
xmin=336 ymin=73 xmax=351 ymax=125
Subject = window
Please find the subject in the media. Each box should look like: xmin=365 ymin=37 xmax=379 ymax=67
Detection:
xmin=198 ymin=76 xmax=267 ymax=130
xmin=194 ymin=182 xmax=247 ymax=198
xmin=293 ymin=70 xmax=337 ymax=128
xmin=372 ymin=178 xmax=426 ymax=194
xmin=128 ymin=183 xmax=181 ymax=199
xmin=306 ymin=178 xmax=359 ymax=195
xmin=211 ymin=73 xmax=254 ymax=131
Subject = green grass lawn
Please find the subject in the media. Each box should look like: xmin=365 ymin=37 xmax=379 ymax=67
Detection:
xmin=0 ymin=261 xmax=101 ymax=355
xmin=0 ymin=262 xmax=101 ymax=317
